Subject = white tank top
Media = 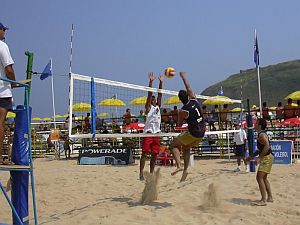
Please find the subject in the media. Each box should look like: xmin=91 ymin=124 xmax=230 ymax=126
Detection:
xmin=143 ymin=105 xmax=161 ymax=134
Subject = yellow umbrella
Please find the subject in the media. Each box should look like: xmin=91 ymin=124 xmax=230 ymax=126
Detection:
xmin=269 ymin=106 xmax=277 ymax=111
xmin=6 ymin=112 xmax=16 ymax=118
xmin=63 ymin=114 xmax=69 ymax=117
xmin=72 ymin=102 xmax=91 ymax=112
xmin=130 ymin=96 xmax=147 ymax=106
xmin=53 ymin=114 xmax=64 ymax=119
xmin=75 ymin=115 xmax=85 ymax=120
xmin=32 ymin=117 xmax=42 ymax=121
xmin=99 ymin=98 xmax=126 ymax=107
xmin=203 ymin=96 xmax=235 ymax=105
xmin=292 ymin=103 xmax=298 ymax=107
xmin=285 ymin=91 xmax=300 ymax=100
xmin=231 ymin=107 xmax=244 ymax=112
xmin=163 ymin=96 xmax=180 ymax=105
xmin=98 ymin=112 xmax=109 ymax=117
xmin=42 ymin=117 xmax=52 ymax=121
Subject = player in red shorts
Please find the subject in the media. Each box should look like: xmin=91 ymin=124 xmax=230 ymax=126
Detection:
xmin=139 ymin=72 xmax=163 ymax=180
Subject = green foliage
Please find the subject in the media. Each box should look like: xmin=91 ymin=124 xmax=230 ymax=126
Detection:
xmin=201 ymin=60 xmax=300 ymax=107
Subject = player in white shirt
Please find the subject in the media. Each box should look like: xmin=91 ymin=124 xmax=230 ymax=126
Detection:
xmin=0 ymin=22 xmax=16 ymax=164
xmin=139 ymin=73 xmax=163 ymax=180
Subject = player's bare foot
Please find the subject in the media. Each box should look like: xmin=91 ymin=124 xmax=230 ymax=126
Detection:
xmin=267 ymin=197 xmax=273 ymax=203
xmin=180 ymin=170 xmax=188 ymax=182
xmin=252 ymin=200 xmax=267 ymax=206
xmin=171 ymin=167 xmax=183 ymax=176
xmin=139 ymin=173 xmax=144 ymax=181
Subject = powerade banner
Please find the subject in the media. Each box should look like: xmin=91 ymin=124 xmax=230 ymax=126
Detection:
xmin=270 ymin=140 xmax=292 ymax=165
xmin=78 ymin=147 xmax=134 ymax=165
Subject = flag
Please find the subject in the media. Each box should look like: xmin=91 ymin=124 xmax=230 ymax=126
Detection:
xmin=217 ymin=86 xmax=224 ymax=96
xmin=111 ymin=94 xmax=116 ymax=99
xmin=254 ymin=30 xmax=259 ymax=68
xmin=40 ymin=59 xmax=52 ymax=80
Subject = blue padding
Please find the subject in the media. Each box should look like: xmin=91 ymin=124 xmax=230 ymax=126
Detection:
xmin=80 ymin=157 xmax=106 ymax=165
xmin=91 ymin=77 xmax=97 ymax=138
xmin=11 ymin=105 xmax=32 ymax=225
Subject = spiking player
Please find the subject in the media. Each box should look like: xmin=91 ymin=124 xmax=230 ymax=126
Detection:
xmin=170 ymin=72 xmax=205 ymax=182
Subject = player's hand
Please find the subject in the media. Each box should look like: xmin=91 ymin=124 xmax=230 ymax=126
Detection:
xmin=148 ymin=72 xmax=155 ymax=82
xmin=245 ymin=156 xmax=251 ymax=162
xmin=158 ymin=75 xmax=164 ymax=82
xmin=255 ymin=158 xmax=260 ymax=165
xmin=180 ymin=72 xmax=186 ymax=78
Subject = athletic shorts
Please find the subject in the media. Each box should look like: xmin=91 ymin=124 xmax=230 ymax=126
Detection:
xmin=142 ymin=137 xmax=160 ymax=154
xmin=235 ymin=144 xmax=246 ymax=157
xmin=258 ymin=154 xmax=274 ymax=174
xmin=0 ymin=97 xmax=12 ymax=110
xmin=176 ymin=131 xmax=202 ymax=147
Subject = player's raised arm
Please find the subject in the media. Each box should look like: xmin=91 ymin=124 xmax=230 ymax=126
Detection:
xmin=180 ymin=72 xmax=196 ymax=99
xmin=156 ymin=75 xmax=164 ymax=107
xmin=145 ymin=72 xmax=155 ymax=114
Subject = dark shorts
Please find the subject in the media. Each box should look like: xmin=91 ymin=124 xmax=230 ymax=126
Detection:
xmin=0 ymin=97 xmax=12 ymax=110
xmin=235 ymin=144 xmax=246 ymax=157
xmin=142 ymin=137 xmax=160 ymax=154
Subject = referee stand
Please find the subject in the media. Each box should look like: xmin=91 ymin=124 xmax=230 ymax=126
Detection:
xmin=0 ymin=77 xmax=38 ymax=225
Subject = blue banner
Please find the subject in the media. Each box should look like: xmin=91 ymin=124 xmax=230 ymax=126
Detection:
xmin=270 ymin=140 xmax=292 ymax=164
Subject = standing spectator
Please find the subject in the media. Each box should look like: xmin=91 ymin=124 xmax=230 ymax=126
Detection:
xmin=262 ymin=102 xmax=273 ymax=127
xmin=284 ymin=98 xmax=294 ymax=119
xmin=161 ymin=108 xmax=171 ymax=131
xmin=123 ymin=108 xmax=132 ymax=125
xmin=63 ymin=135 xmax=71 ymax=159
xmin=294 ymin=100 xmax=300 ymax=118
xmin=209 ymin=105 xmax=219 ymax=130
xmin=0 ymin=22 xmax=16 ymax=164
xmin=220 ymin=104 xmax=230 ymax=129
xmin=275 ymin=102 xmax=284 ymax=121
xmin=84 ymin=112 xmax=91 ymax=133
xmin=139 ymin=73 xmax=163 ymax=181
xmin=233 ymin=123 xmax=248 ymax=172
xmin=170 ymin=105 xmax=179 ymax=127
xmin=202 ymin=105 xmax=209 ymax=124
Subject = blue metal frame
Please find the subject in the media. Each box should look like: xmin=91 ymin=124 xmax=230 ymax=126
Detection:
xmin=0 ymin=77 xmax=38 ymax=225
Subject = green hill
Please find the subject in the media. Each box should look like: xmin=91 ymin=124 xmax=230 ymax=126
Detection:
xmin=201 ymin=60 xmax=300 ymax=108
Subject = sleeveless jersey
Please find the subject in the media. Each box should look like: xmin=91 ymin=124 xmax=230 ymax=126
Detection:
xmin=143 ymin=105 xmax=161 ymax=134
xmin=181 ymin=99 xmax=205 ymax=138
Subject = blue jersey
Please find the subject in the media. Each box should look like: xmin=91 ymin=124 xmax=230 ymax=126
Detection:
xmin=181 ymin=99 xmax=205 ymax=138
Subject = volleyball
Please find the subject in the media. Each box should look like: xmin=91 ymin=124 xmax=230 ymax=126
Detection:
xmin=165 ymin=67 xmax=176 ymax=78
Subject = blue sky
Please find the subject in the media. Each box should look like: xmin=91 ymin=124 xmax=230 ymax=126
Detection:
xmin=2 ymin=0 xmax=300 ymax=117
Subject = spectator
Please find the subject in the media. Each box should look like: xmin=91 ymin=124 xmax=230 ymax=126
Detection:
xmin=284 ymin=98 xmax=294 ymax=119
xmin=233 ymin=123 xmax=248 ymax=172
xmin=220 ymin=104 xmax=230 ymax=129
xmin=275 ymin=102 xmax=284 ymax=121
xmin=123 ymin=108 xmax=132 ymax=125
xmin=63 ymin=135 xmax=71 ymax=159
xmin=84 ymin=113 xmax=91 ymax=132
xmin=161 ymin=108 xmax=171 ymax=131
xmin=0 ymin=22 xmax=16 ymax=165
xmin=294 ymin=100 xmax=300 ymax=118
xmin=202 ymin=105 xmax=209 ymax=124
xmin=209 ymin=105 xmax=219 ymax=130
xmin=137 ymin=110 xmax=145 ymax=123
xmin=170 ymin=105 xmax=179 ymax=127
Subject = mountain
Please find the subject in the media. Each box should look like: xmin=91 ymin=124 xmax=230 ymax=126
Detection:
xmin=200 ymin=60 xmax=300 ymax=108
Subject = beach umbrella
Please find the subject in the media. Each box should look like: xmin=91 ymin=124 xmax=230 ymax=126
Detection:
xmin=99 ymin=98 xmax=126 ymax=107
xmin=72 ymin=102 xmax=91 ymax=112
xmin=75 ymin=115 xmax=85 ymax=120
xmin=32 ymin=117 xmax=42 ymax=121
xmin=42 ymin=117 xmax=52 ymax=121
xmin=163 ymin=96 xmax=180 ymax=105
xmin=130 ymin=96 xmax=147 ymax=106
xmin=53 ymin=114 xmax=64 ymax=119
xmin=98 ymin=112 xmax=109 ymax=117
xmin=63 ymin=114 xmax=69 ymax=117
xmin=203 ymin=96 xmax=235 ymax=105
xmin=6 ymin=112 xmax=16 ymax=118
xmin=280 ymin=118 xmax=300 ymax=127
xmin=284 ymin=90 xmax=300 ymax=100
xmin=231 ymin=107 xmax=244 ymax=112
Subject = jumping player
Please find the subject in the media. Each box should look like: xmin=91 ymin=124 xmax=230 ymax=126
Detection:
xmin=171 ymin=72 xmax=205 ymax=182
xmin=139 ymin=72 xmax=163 ymax=180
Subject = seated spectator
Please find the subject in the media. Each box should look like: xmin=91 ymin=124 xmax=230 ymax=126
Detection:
xmin=47 ymin=135 xmax=55 ymax=152
xmin=275 ymin=102 xmax=284 ymax=121
xmin=161 ymin=108 xmax=171 ymax=132
xmin=202 ymin=105 xmax=209 ymax=124
xmin=84 ymin=113 xmax=91 ymax=132
xmin=209 ymin=105 xmax=219 ymax=130
xmin=284 ymin=98 xmax=295 ymax=119
xmin=137 ymin=110 xmax=145 ymax=122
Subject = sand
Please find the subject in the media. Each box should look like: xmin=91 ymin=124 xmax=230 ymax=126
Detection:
xmin=0 ymin=157 xmax=300 ymax=225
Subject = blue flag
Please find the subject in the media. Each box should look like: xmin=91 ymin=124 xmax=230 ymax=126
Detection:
xmin=40 ymin=59 xmax=52 ymax=80
xmin=217 ymin=86 xmax=224 ymax=96
xmin=254 ymin=30 xmax=259 ymax=68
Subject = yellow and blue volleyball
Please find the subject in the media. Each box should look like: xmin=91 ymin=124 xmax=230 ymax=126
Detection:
xmin=165 ymin=67 xmax=176 ymax=78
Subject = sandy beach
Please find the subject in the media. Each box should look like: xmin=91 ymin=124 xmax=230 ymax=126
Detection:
xmin=0 ymin=157 xmax=300 ymax=225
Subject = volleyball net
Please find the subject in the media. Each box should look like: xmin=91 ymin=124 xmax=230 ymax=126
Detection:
xmin=68 ymin=72 xmax=241 ymax=140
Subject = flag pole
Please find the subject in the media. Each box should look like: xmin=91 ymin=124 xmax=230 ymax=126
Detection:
xmin=50 ymin=58 xmax=57 ymax=129
xmin=257 ymin=65 xmax=262 ymax=116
